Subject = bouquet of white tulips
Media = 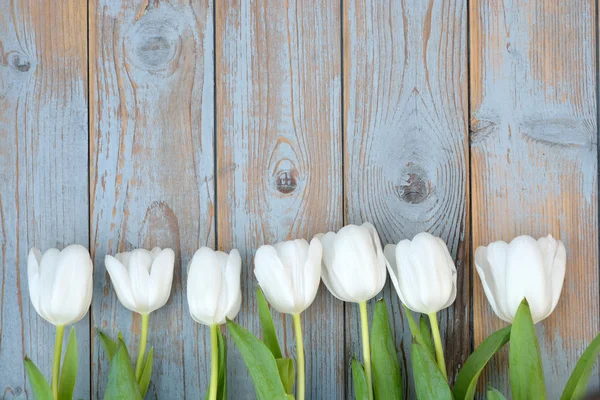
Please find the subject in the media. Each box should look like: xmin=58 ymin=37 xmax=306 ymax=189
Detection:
xmin=23 ymin=225 xmax=600 ymax=400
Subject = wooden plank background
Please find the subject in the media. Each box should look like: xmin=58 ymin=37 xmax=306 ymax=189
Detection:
xmin=0 ymin=0 xmax=598 ymax=399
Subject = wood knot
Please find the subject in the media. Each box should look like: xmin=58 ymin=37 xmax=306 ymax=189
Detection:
xmin=9 ymin=53 xmax=31 ymax=72
xmin=125 ymin=11 xmax=182 ymax=72
xmin=399 ymin=164 xmax=430 ymax=204
xmin=274 ymin=169 xmax=298 ymax=194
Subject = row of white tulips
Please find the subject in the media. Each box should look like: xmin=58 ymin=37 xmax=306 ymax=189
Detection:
xmin=25 ymin=222 xmax=567 ymax=399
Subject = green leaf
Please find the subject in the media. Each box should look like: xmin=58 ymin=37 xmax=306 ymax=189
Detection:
xmin=275 ymin=358 xmax=295 ymax=394
xmin=453 ymin=325 xmax=511 ymax=400
xmin=351 ymin=357 xmax=369 ymax=400
xmin=226 ymin=319 xmax=288 ymax=400
xmin=487 ymin=384 xmax=508 ymax=400
xmin=411 ymin=342 xmax=453 ymax=400
xmin=419 ymin=315 xmax=435 ymax=358
xmin=24 ymin=357 xmax=53 ymax=400
xmin=97 ymin=329 xmax=118 ymax=361
xmin=138 ymin=347 xmax=153 ymax=397
xmin=371 ymin=299 xmax=403 ymax=399
xmin=58 ymin=327 xmax=78 ymax=400
xmin=509 ymin=299 xmax=546 ymax=400
xmin=257 ymin=288 xmax=283 ymax=359
xmin=403 ymin=305 xmax=429 ymax=351
xmin=104 ymin=345 xmax=143 ymax=400
xmin=561 ymin=330 xmax=600 ymax=400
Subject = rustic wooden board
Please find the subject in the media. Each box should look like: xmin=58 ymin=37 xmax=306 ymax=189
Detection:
xmin=0 ymin=0 xmax=90 ymax=397
xmin=470 ymin=0 xmax=599 ymax=396
xmin=216 ymin=1 xmax=343 ymax=398
xmin=89 ymin=0 xmax=215 ymax=397
xmin=343 ymin=0 xmax=469 ymax=397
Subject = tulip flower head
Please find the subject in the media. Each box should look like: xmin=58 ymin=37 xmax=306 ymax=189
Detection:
xmin=105 ymin=247 xmax=175 ymax=315
xmin=384 ymin=232 xmax=457 ymax=314
xmin=254 ymin=238 xmax=322 ymax=315
xmin=316 ymin=222 xmax=387 ymax=303
xmin=187 ymin=247 xmax=242 ymax=325
xmin=28 ymin=244 xmax=93 ymax=326
xmin=475 ymin=234 xmax=566 ymax=324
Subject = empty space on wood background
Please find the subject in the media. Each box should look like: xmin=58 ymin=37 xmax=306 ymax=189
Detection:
xmin=0 ymin=0 xmax=598 ymax=399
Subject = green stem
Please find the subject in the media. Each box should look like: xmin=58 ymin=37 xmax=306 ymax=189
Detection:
xmin=359 ymin=301 xmax=374 ymax=400
xmin=51 ymin=325 xmax=65 ymax=400
xmin=293 ymin=313 xmax=305 ymax=400
xmin=135 ymin=313 xmax=149 ymax=382
xmin=428 ymin=312 xmax=448 ymax=380
xmin=209 ymin=324 xmax=219 ymax=400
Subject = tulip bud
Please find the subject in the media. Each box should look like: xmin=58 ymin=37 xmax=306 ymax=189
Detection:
xmin=384 ymin=232 xmax=457 ymax=314
xmin=105 ymin=247 xmax=175 ymax=315
xmin=254 ymin=238 xmax=322 ymax=315
xmin=27 ymin=245 xmax=93 ymax=326
xmin=316 ymin=222 xmax=387 ymax=303
xmin=187 ymin=247 xmax=242 ymax=325
xmin=475 ymin=234 xmax=566 ymax=324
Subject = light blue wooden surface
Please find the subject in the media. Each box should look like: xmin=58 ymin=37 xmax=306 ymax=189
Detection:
xmin=0 ymin=0 xmax=598 ymax=399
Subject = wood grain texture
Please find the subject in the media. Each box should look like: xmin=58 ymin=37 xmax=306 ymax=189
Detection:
xmin=89 ymin=0 xmax=214 ymax=397
xmin=216 ymin=1 xmax=343 ymax=398
xmin=344 ymin=0 xmax=469 ymax=397
xmin=470 ymin=0 xmax=599 ymax=396
xmin=0 ymin=0 xmax=89 ymax=398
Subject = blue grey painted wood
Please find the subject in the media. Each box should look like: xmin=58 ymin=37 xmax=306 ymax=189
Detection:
xmin=0 ymin=0 xmax=90 ymax=398
xmin=89 ymin=0 xmax=215 ymax=397
xmin=216 ymin=1 xmax=344 ymax=399
xmin=343 ymin=0 xmax=469 ymax=398
xmin=470 ymin=0 xmax=599 ymax=397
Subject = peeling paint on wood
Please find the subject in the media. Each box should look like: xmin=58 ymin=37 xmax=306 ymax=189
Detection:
xmin=0 ymin=0 xmax=89 ymax=398
xmin=89 ymin=0 xmax=214 ymax=397
xmin=470 ymin=0 xmax=599 ymax=396
xmin=216 ymin=1 xmax=343 ymax=398
xmin=343 ymin=0 xmax=469 ymax=397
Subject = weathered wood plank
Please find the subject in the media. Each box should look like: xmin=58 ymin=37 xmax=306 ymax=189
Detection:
xmin=470 ymin=0 xmax=599 ymax=396
xmin=0 ymin=0 xmax=89 ymax=397
xmin=216 ymin=1 xmax=343 ymax=398
xmin=344 ymin=0 xmax=469 ymax=397
xmin=89 ymin=0 xmax=214 ymax=397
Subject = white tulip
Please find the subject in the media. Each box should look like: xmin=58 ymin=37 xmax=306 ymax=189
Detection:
xmin=475 ymin=234 xmax=566 ymax=324
xmin=28 ymin=245 xmax=93 ymax=326
xmin=105 ymin=247 xmax=175 ymax=315
xmin=384 ymin=232 xmax=457 ymax=314
xmin=254 ymin=238 xmax=322 ymax=315
xmin=316 ymin=222 xmax=387 ymax=303
xmin=187 ymin=247 xmax=242 ymax=326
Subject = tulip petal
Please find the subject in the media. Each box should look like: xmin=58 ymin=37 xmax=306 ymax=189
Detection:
xmin=384 ymin=244 xmax=407 ymax=306
xmin=27 ymin=248 xmax=43 ymax=319
xmin=363 ymin=222 xmax=388 ymax=296
xmin=301 ymin=238 xmax=322 ymax=313
xmin=187 ymin=247 xmax=223 ymax=325
xmin=224 ymin=249 xmax=242 ymax=321
xmin=115 ymin=251 xmax=131 ymax=267
xmin=317 ymin=230 xmax=362 ymax=302
xmin=538 ymin=235 xmax=566 ymax=316
xmin=47 ymin=245 xmax=93 ymax=325
xmin=505 ymin=236 xmax=550 ymax=323
xmin=127 ymin=249 xmax=153 ymax=314
xmin=148 ymin=248 xmax=175 ymax=312
xmin=334 ymin=225 xmax=380 ymax=302
xmin=105 ymin=255 xmax=137 ymax=312
xmin=254 ymin=245 xmax=295 ymax=314
xmin=277 ymin=240 xmax=306 ymax=309
xmin=474 ymin=244 xmax=512 ymax=323
xmin=394 ymin=240 xmax=428 ymax=312
xmin=38 ymin=248 xmax=61 ymax=324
